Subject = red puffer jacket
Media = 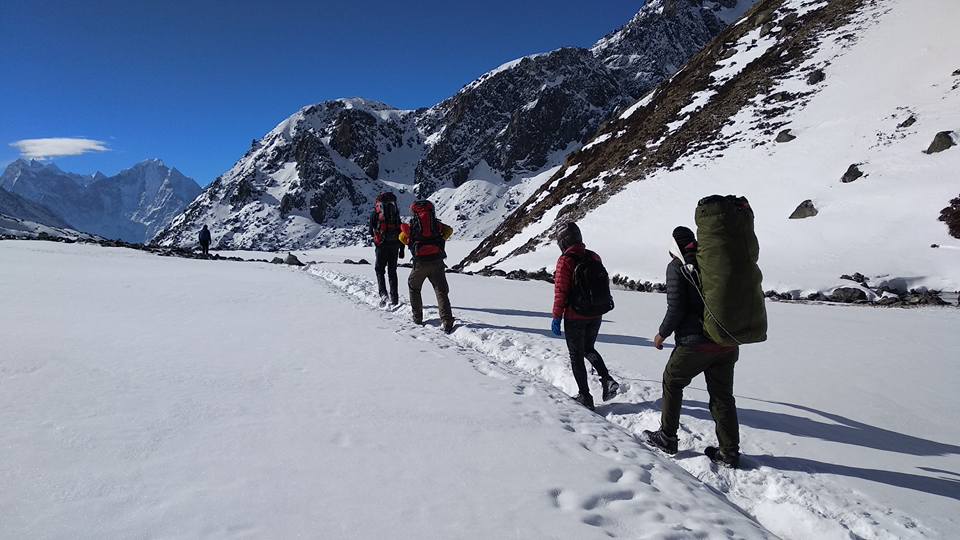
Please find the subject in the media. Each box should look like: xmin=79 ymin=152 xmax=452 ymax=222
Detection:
xmin=552 ymin=243 xmax=602 ymax=320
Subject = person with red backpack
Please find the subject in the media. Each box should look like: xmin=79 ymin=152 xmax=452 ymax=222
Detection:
xmin=369 ymin=192 xmax=404 ymax=307
xmin=551 ymin=222 xmax=619 ymax=411
xmin=399 ymin=200 xmax=455 ymax=333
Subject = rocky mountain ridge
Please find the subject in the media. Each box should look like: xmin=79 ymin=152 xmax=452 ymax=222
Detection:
xmin=458 ymin=0 xmax=960 ymax=293
xmin=155 ymin=0 xmax=756 ymax=250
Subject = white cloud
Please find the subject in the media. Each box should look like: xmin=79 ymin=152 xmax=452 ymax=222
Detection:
xmin=10 ymin=138 xmax=110 ymax=159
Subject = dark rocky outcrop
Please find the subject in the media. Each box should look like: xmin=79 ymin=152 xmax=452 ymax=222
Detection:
xmin=284 ymin=253 xmax=305 ymax=266
xmin=896 ymin=115 xmax=916 ymax=129
xmin=789 ymin=200 xmax=818 ymax=219
xmin=830 ymin=287 xmax=868 ymax=303
xmin=940 ymin=195 xmax=960 ymax=238
xmin=776 ymin=129 xmax=796 ymax=143
xmin=840 ymin=164 xmax=864 ymax=183
xmin=924 ymin=131 xmax=957 ymax=154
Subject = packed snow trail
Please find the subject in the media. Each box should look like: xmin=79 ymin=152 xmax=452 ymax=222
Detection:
xmin=310 ymin=262 xmax=960 ymax=539
xmin=0 ymin=241 xmax=772 ymax=539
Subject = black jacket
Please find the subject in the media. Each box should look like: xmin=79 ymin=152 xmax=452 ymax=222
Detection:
xmin=199 ymin=228 xmax=211 ymax=245
xmin=659 ymin=251 xmax=706 ymax=345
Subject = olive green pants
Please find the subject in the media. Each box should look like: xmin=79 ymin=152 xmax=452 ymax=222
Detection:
xmin=408 ymin=259 xmax=453 ymax=325
xmin=661 ymin=342 xmax=740 ymax=454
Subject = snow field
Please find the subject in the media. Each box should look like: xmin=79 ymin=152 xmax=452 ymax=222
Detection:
xmin=0 ymin=241 xmax=771 ymax=539
xmin=311 ymin=260 xmax=960 ymax=539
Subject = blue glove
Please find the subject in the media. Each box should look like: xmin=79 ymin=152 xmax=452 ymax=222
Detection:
xmin=551 ymin=318 xmax=562 ymax=336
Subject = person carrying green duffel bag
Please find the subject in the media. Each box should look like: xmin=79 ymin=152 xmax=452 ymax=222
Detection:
xmin=695 ymin=195 xmax=767 ymax=345
xmin=645 ymin=195 xmax=766 ymax=469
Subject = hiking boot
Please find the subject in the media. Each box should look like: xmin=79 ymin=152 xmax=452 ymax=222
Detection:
xmin=378 ymin=295 xmax=389 ymax=308
xmin=573 ymin=393 xmax=595 ymax=411
xmin=705 ymin=446 xmax=740 ymax=469
xmin=442 ymin=321 xmax=455 ymax=334
xmin=643 ymin=429 xmax=678 ymax=455
xmin=601 ymin=378 xmax=619 ymax=401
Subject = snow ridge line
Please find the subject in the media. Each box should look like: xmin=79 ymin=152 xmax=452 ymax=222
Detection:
xmin=307 ymin=266 xmax=930 ymax=540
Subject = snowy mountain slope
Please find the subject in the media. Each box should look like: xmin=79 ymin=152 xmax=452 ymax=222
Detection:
xmin=0 ymin=213 xmax=100 ymax=241
xmin=0 ymin=185 xmax=72 ymax=229
xmin=155 ymin=1 xmax=757 ymax=249
xmin=461 ymin=0 xmax=960 ymax=293
xmin=0 ymin=241 xmax=773 ymax=539
xmin=0 ymin=158 xmax=200 ymax=243
xmin=313 ymin=260 xmax=960 ymax=539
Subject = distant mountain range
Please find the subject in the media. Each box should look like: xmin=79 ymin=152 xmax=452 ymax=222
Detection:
xmin=0 ymin=158 xmax=200 ymax=243
xmin=154 ymin=0 xmax=755 ymax=250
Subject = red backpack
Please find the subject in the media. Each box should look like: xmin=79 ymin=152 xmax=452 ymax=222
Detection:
xmin=410 ymin=200 xmax=444 ymax=259
xmin=374 ymin=192 xmax=401 ymax=245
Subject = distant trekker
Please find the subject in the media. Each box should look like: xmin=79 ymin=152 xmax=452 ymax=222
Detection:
xmin=198 ymin=225 xmax=211 ymax=257
xmin=551 ymin=222 xmax=618 ymax=411
xmin=369 ymin=192 xmax=403 ymax=307
xmin=399 ymin=200 xmax=454 ymax=333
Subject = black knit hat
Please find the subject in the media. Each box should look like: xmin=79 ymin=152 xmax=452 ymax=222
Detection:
xmin=672 ymin=226 xmax=696 ymax=252
xmin=557 ymin=222 xmax=582 ymax=251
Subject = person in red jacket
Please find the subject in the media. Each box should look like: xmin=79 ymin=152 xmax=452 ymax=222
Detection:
xmin=552 ymin=222 xmax=619 ymax=411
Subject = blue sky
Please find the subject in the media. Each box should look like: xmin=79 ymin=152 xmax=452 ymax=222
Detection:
xmin=0 ymin=1 xmax=643 ymax=185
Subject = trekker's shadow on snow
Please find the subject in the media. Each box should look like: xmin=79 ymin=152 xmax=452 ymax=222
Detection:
xmin=463 ymin=322 xmax=660 ymax=348
xmin=681 ymin=399 xmax=960 ymax=458
xmin=752 ymin=455 xmax=960 ymax=501
xmin=456 ymin=305 xmax=613 ymax=322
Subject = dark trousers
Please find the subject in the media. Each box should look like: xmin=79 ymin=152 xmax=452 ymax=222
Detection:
xmin=408 ymin=259 xmax=453 ymax=324
xmin=564 ymin=318 xmax=612 ymax=398
xmin=661 ymin=343 xmax=740 ymax=454
xmin=200 ymin=242 xmax=210 ymax=257
xmin=374 ymin=244 xmax=400 ymax=302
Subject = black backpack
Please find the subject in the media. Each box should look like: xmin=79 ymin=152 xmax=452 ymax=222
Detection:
xmin=565 ymin=252 xmax=615 ymax=317
xmin=375 ymin=192 xmax=401 ymax=243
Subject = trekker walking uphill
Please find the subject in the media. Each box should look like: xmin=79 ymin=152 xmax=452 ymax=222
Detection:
xmin=198 ymin=225 xmax=211 ymax=257
xmin=551 ymin=223 xmax=619 ymax=411
xmin=399 ymin=200 xmax=455 ymax=334
xmin=369 ymin=192 xmax=403 ymax=307
xmin=644 ymin=196 xmax=767 ymax=469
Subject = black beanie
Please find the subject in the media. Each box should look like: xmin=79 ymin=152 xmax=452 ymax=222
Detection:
xmin=557 ymin=222 xmax=582 ymax=251
xmin=672 ymin=226 xmax=696 ymax=251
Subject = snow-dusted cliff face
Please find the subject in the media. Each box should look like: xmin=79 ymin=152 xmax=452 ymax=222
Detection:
xmin=460 ymin=0 xmax=960 ymax=293
xmin=0 ymin=159 xmax=200 ymax=243
xmin=155 ymin=1 xmax=754 ymax=250
xmin=0 ymin=185 xmax=72 ymax=230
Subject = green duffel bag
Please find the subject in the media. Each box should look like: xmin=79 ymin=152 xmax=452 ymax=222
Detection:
xmin=695 ymin=195 xmax=767 ymax=345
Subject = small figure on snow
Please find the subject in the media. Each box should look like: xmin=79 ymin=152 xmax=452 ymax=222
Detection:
xmin=399 ymin=200 xmax=455 ymax=333
xmin=369 ymin=192 xmax=403 ymax=306
xmin=198 ymin=225 xmax=212 ymax=258
xmin=551 ymin=222 xmax=618 ymax=411
xmin=644 ymin=226 xmax=741 ymax=468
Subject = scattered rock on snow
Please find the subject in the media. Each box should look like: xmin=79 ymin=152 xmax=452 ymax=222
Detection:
xmin=284 ymin=253 xmax=305 ymax=266
xmin=940 ymin=195 xmax=960 ymax=238
xmin=806 ymin=69 xmax=825 ymax=85
xmin=841 ymin=164 xmax=865 ymax=183
xmin=357 ymin=258 xmax=370 ymax=265
xmin=924 ymin=131 xmax=957 ymax=154
xmin=719 ymin=48 xmax=738 ymax=60
xmin=953 ymin=69 xmax=960 ymax=77
xmin=789 ymin=200 xmax=818 ymax=219
xmin=780 ymin=12 xmax=799 ymax=28
xmin=270 ymin=257 xmax=285 ymax=264
xmin=830 ymin=287 xmax=868 ymax=303
xmin=840 ymin=272 xmax=868 ymax=285
xmin=776 ymin=129 xmax=796 ymax=143
xmin=897 ymin=115 xmax=917 ymax=129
